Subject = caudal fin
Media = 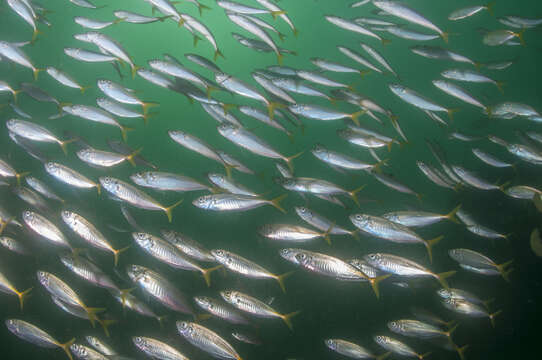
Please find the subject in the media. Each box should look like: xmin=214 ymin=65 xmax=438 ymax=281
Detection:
xmin=120 ymin=125 xmax=134 ymax=142
xmin=322 ymin=222 xmax=336 ymax=246
xmin=59 ymin=138 xmax=78 ymax=155
xmin=15 ymin=287 xmax=33 ymax=311
xmin=424 ymin=235 xmax=444 ymax=264
xmin=434 ymin=270 xmax=456 ymax=289
xmin=84 ymin=307 xmax=107 ymax=328
xmin=96 ymin=317 xmax=117 ymax=337
xmin=284 ymin=150 xmax=304 ymax=173
xmin=275 ymin=271 xmax=295 ymax=293
xmin=112 ymin=245 xmax=131 ymax=267
xmin=368 ymin=274 xmax=391 ymax=299
xmin=214 ymin=49 xmax=225 ymax=61
xmin=455 ymin=344 xmax=469 ymax=360
xmin=268 ymin=193 xmax=288 ymax=214
xmin=376 ymin=352 xmax=391 ymax=360
xmin=125 ymin=147 xmax=143 ymax=167
xmin=201 ymin=265 xmax=222 ymax=287
xmin=15 ymin=171 xmax=30 ymax=187
xmin=445 ymin=204 xmax=462 ymax=224
xmin=267 ymin=101 xmax=286 ymax=120
xmin=418 ymin=351 xmax=432 ymax=360
xmin=163 ymin=198 xmax=184 ymax=223
xmin=489 ymin=309 xmax=502 ymax=327
xmin=141 ymin=101 xmax=159 ymax=115
xmin=348 ymin=184 xmax=366 ymax=207
xmin=496 ymin=259 xmax=514 ymax=282
xmin=57 ymin=337 xmax=75 ymax=360
xmin=280 ymin=310 xmax=301 ymax=331
xmin=156 ymin=315 xmax=168 ymax=328
xmin=350 ymin=110 xmax=366 ymax=126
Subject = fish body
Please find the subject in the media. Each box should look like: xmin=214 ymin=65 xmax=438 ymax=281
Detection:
xmin=374 ymin=335 xmax=425 ymax=359
xmin=0 ymin=41 xmax=41 ymax=79
xmin=22 ymin=210 xmax=71 ymax=249
xmin=411 ymin=45 xmax=475 ymax=65
xmin=64 ymin=48 xmax=118 ymax=63
xmin=295 ymin=206 xmax=354 ymax=236
xmin=132 ymin=336 xmax=188 ymax=360
xmin=194 ymin=296 xmax=250 ymax=325
xmin=45 ymin=162 xmax=99 ymax=193
xmin=325 ymin=339 xmax=381 ymax=359
xmin=85 ymin=336 xmax=117 ymax=356
xmin=177 ymin=321 xmax=241 ymax=360
xmin=131 ymin=171 xmax=211 ymax=192
xmin=25 ymin=176 xmax=63 ymax=202
xmin=193 ymin=193 xmax=286 ymax=213
xmin=60 ymin=253 xmax=118 ymax=292
xmin=161 ymin=230 xmax=214 ymax=262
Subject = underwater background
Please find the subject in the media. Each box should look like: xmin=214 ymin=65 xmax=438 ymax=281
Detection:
xmin=1 ymin=0 xmax=542 ymax=359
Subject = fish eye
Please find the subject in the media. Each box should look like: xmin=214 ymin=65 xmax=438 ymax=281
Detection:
xmin=295 ymin=253 xmax=307 ymax=261
xmin=355 ymin=214 xmax=362 ymax=220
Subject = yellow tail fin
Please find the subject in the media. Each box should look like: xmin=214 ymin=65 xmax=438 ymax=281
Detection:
xmin=58 ymin=337 xmax=75 ymax=360
xmin=120 ymin=125 xmax=134 ymax=142
xmin=156 ymin=315 xmax=168 ymax=328
xmin=322 ymin=222 xmax=336 ymax=246
xmin=275 ymin=271 xmax=295 ymax=293
xmin=435 ymin=270 xmax=456 ymax=289
xmin=418 ymin=351 xmax=432 ymax=360
xmin=349 ymin=184 xmax=366 ymax=207
xmin=141 ymin=101 xmax=159 ymax=115
xmin=59 ymin=138 xmax=78 ymax=155
xmin=95 ymin=182 xmax=101 ymax=196
xmin=269 ymin=193 xmax=288 ymax=214
xmin=118 ymin=288 xmax=134 ymax=309
xmin=80 ymin=85 xmax=91 ymax=94
xmin=113 ymin=245 xmax=131 ymax=267
xmin=84 ymin=307 xmax=107 ymax=328
xmin=368 ymin=274 xmax=391 ymax=299
xmin=201 ymin=265 xmax=223 ymax=287
xmin=497 ymin=259 xmax=514 ymax=282
xmin=214 ymin=49 xmax=225 ymax=61
xmin=424 ymin=235 xmax=444 ymax=264
xmin=284 ymin=150 xmax=304 ymax=173
xmin=455 ymin=344 xmax=469 ymax=360
xmin=97 ymin=317 xmax=117 ymax=337
xmin=32 ymin=68 xmax=44 ymax=81
xmin=280 ymin=310 xmax=301 ymax=331
xmin=142 ymin=111 xmax=158 ymax=126
xmin=15 ymin=287 xmax=33 ymax=311
xmin=15 ymin=171 xmax=30 ymax=186
xmin=445 ymin=204 xmax=462 ymax=224
xmin=125 ymin=147 xmax=143 ymax=167
xmin=163 ymin=198 xmax=184 ymax=223
xmin=489 ymin=309 xmax=502 ymax=327
xmin=376 ymin=352 xmax=391 ymax=360
xmin=350 ymin=110 xmax=366 ymax=126
xmin=267 ymin=101 xmax=287 ymax=120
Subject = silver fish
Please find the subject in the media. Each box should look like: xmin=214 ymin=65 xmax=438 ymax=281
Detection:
xmin=176 ymin=321 xmax=241 ymax=360
xmin=132 ymin=336 xmax=188 ymax=360
xmin=194 ymin=296 xmax=250 ymax=325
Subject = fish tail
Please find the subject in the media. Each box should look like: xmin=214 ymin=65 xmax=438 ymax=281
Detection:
xmin=57 ymin=101 xmax=72 ymax=115
xmin=85 ymin=307 xmax=107 ymax=328
xmin=31 ymin=28 xmax=44 ymax=44
xmin=489 ymin=309 xmax=502 ymax=327
xmin=269 ymin=193 xmax=288 ymax=214
xmin=495 ymin=81 xmax=505 ymax=93
xmin=445 ymin=322 xmax=460 ymax=338
xmin=95 ymin=182 xmax=101 ymax=196
xmin=113 ymin=245 xmax=131 ymax=267
xmin=418 ymin=351 xmax=432 ymax=360
xmin=350 ymin=110 xmax=366 ymax=126
xmin=206 ymin=85 xmax=219 ymax=99
xmin=497 ymin=259 xmax=514 ymax=281
xmin=178 ymin=17 xmax=185 ymax=27
xmin=223 ymin=163 xmax=237 ymax=179
xmin=278 ymin=32 xmax=286 ymax=42
xmin=32 ymin=67 xmax=44 ymax=81
xmin=112 ymin=18 xmax=125 ymax=25
xmin=164 ymin=198 xmax=183 ymax=223
xmin=58 ymin=337 xmax=75 ymax=360
xmin=376 ymin=352 xmax=391 ymax=360
xmin=79 ymin=85 xmax=91 ymax=94
xmin=15 ymin=287 xmax=33 ymax=311
xmin=12 ymin=89 xmax=20 ymax=103
xmin=120 ymin=125 xmax=135 ymax=142
xmin=0 ymin=217 xmax=10 ymax=235
xmin=214 ymin=49 xmax=225 ymax=61
xmin=268 ymin=101 xmax=287 ymax=120
xmin=156 ymin=315 xmax=168 ymax=328
xmin=221 ymin=103 xmax=238 ymax=115
xmin=381 ymin=38 xmax=391 ymax=46
xmin=277 ymin=52 xmax=284 ymax=65
xmin=194 ymin=313 xmax=212 ymax=321
xmin=97 ymin=317 xmax=117 ymax=337
xmin=284 ymin=150 xmax=304 ymax=173
xmin=444 ymin=319 xmax=457 ymax=329
xmin=447 ymin=108 xmax=459 ymax=121
xmin=198 ymin=4 xmax=211 ymax=15
xmin=372 ymin=158 xmax=389 ymax=174
xmin=359 ymin=70 xmax=371 ymax=78
xmin=369 ymin=274 xmax=391 ymax=299
xmin=498 ymin=180 xmax=511 ymax=192
xmin=435 ymin=270 xmax=456 ymax=289
xmin=486 ymin=1 xmax=496 ymax=15
xmin=118 ymin=287 xmax=135 ymax=309
xmin=516 ymin=29 xmax=526 ymax=46
xmin=159 ymin=15 xmax=174 ymax=22
xmin=292 ymin=28 xmax=299 ymax=37
xmin=143 ymin=111 xmax=158 ymax=126
xmin=455 ymin=344 xmax=469 ymax=360
xmin=322 ymin=221 xmax=336 ymax=246
xmin=141 ymin=101 xmax=159 ymax=115
xmin=193 ymin=34 xmax=202 ymax=47
xmin=280 ymin=310 xmax=301 ymax=331
xmin=441 ymin=31 xmax=449 ymax=43
xmin=201 ymin=265 xmax=222 ymax=287
xmin=14 ymin=171 xmax=30 ymax=186
xmin=59 ymin=137 xmax=77 ymax=155
xmin=271 ymin=10 xmax=287 ymax=20
xmin=348 ymin=184 xmax=366 ymax=207
xmin=275 ymin=271 xmax=295 ymax=293
xmin=125 ymin=147 xmax=143 ymax=167
xmin=131 ymin=65 xmax=142 ymax=79
xmin=445 ymin=204 xmax=462 ymax=224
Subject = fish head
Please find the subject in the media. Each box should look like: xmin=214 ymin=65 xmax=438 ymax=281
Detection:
xmin=311 ymin=143 xmax=328 ymax=159
xmin=279 ymin=248 xmax=303 ymax=264
xmin=364 ymin=253 xmax=383 ymax=267
xmin=211 ymin=249 xmax=231 ymax=265
xmin=436 ymin=288 xmax=452 ymax=299
xmin=325 ymin=339 xmax=338 ymax=350
xmin=373 ymin=335 xmax=388 ymax=345
xmin=130 ymin=171 xmax=153 ymax=185
xmin=73 ymin=33 xmax=94 ymax=42
xmin=76 ymin=148 xmax=92 ymax=161
xmin=69 ymin=344 xmax=88 ymax=358
xmin=59 ymin=252 xmax=75 ymax=270
xmin=350 ymin=213 xmax=370 ymax=228
xmin=5 ymin=119 xmax=17 ymax=130
xmin=132 ymin=336 xmax=149 ymax=351
xmin=36 ymin=270 xmax=50 ymax=286
xmin=194 ymin=296 xmax=213 ymax=310
xmin=215 ymin=72 xmax=230 ymax=84
xmin=447 ymin=249 xmax=462 ymax=262
xmin=22 ymin=210 xmax=35 ymax=224
xmin=277 ymin=177 xmax=296 ymax=190
xmin=60 ymin=210 xmax=76 ymax=225
xmin=294 ymin=206 xmax=313 ymax=221
xmin=207 ymin=173 xmax=226 ymax=186
xmin=0 ymin=236 xmax=14 ymax=250
xmin=126 ymin=264 xmax=147 ymax=282
xmin=97 ymin=79 xmax=112 ymax=90
xmin=217 ymin=122 xmax=237 ymax=136
xmin=389 ymin=83 xmax=406 ymax=95
xmin=99 ymin=177 xmax=119 ymax=193
xmin=192 ymin=195 xmax=214 ymax=210
xmin=45 ymin=162 xmax=60 ymax=175
xmin=176 ymin=321 xmax=195 ymax=337
xmin=387 ymin=320 xmax=403 ymax=332
xmin=132 ymin=232 xmax=154 ymax=249
xmin=219 ymin=290 xmax=235 ymax=304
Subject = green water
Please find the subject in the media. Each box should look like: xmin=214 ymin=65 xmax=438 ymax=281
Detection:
xmin=1 ymin=0 xmax=541 ymax=359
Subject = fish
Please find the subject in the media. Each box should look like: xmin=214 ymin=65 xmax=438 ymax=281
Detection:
xmin=0 ymin=271 xmax=32 ymax=310
xmin=310 ymin=58 xmax=369 ymax=77
xmin=432 ymin=80 xmax=487 ymax=112
xmin=0 ymin=236 xmax=32 ymax=256
xmin=161 ymin=229 xmax=215 ymax=262
xmin=448 ymin=248 xmax=513 ymax=281
xmin=259 ymin=223 xmax=334 ymax=245
xmin=132 ymin=336 xmax=189 ymax=360
xmin=221 ymin=290 xmax=300 ymax=330
xmin=451 ymin=165 xmax=508 ymax=191
xmin=7 ymin=0 xmax=41 ymax=42
xmin=388 ymin=319 xmax=458 ymax=340
xmin=37 ymin=271 xmax=104 ymax=327
xmin=12 ymin=186 xmax=49 ymax=212
xmin=311 ymin=144 xmax=384 ymax=173
xmin=504 ymin=185 xmax=542 ymax=200
xmin=295 ymin=206 xmax=358 ymax=239
xmin=22 ymin=210 xmax=72 ymax=250
xmin=0 ymin=158 xmax=29 ymax=186
xmin=25 ymin=176 xmax=64 ymax=203
xmin=531 ymin=229 xmax=542 ymax=257
xmin=127 ymin=264 xmax=195 ymax=316
xmin=97 ymin=98 xmax=153 ymax=125
xmin=207 ymin=173 xmax=260 ymax=196
xmin=179 ymin=13 xmax=224 ymax=60
xmin=177 ymin=321 xmax=241 ymax=360
xmin=382 ymin=205 xmax=461 ymax=227
xmin=360 ymin=43 xmax=397 ymax=77
xmin=239 ymin=105 xmax=292 ymax=137
xmin=74 ymin=16 xmax=122 ymax=30
xmin=351 ymin=214 xmax=443 ymax=263
xmin=185 ymin=53 xmax=222 ymax=73
xmin=193 ymin=193 xmax=287 ymax=213
xmin=231 ymin=332 xmax=262 ymax=346
xmin=69 ymin=0 xmax=103 ymax=9
xmin=149 ymin=59 xmax=218 ymax=98
xmin=410 ymin=46 xmax=476 ymax=66
xmin=132 ymin=232 xmax=221 ymax=286
xmin=85 ymin=336 xmax=117 ymax=356
xmin=441 ymin=68 xmax=503 ymax=92
xmin=325 ymin=16 xmax=388 ymax=44
xmin=373 ymin=335 xmax=430 ymax=360
xmin=111 ymin=291 xmax=166 ymax=326
xmin=472 ymin=148 xmax=514 ymax=169
xmin=217 ymin=122 xmax=303 ymax=172
xmin=381 ymin=26 xmax=439 ymax=41
xmin=6 ymin=319 xmax=75 ymax=360
xmin=70 ymin=343 xmax=112 ymax=360
xmin=52 ymin=298 xmax=115 ymax=338
xmin=194 ymin=296 xmax=250 ymax=325
xmin=107 ymin=139 xmax=158 ymax=169
xmin=64 ymin=48 xmax=119 ymax=63
xmin=483 ymin=29 xmax=525 ymax=46
xmin=6 ymin=119 xmax=76 ymax=154
xmin=364 ymin=253 xmax=455 ymax=289
xmin=131 ymin=171 xmax=212 ymax=193
xmin=77 ymin=147 xmax=142 ymax=168
xmin=113 ymin=10 xmax=173 ymax=24
xmin=0 ymin=41 xmax=42 ymax=80
xmin=288 ymin=104 xmax=364 ymax=126
xmin=441 ymin=297 xmax=502 ymax=327
xmin=389 ymin=84 xmax=456 ymax=119
xmin=99 ymin=177 xmax=182 ymax=222
xmin=97 ymin=79 xmax=157 ymax=114
xmin=281 ymin=249 xmax=389 ymax=298
xmin=212 ymin=249 xmax=293 ymax=292
xmin=372 ymin=173 xmax=422 ymax=201
xmin=278 ymin=176 xmax=365 ymax=206
xmin=338 ymin=46 xmax=383 ymax=74
xmin=62 ymin=104 xmax=133 ymax=141
xmin=325 ymin=339 xmax=390 ymax=360
xmin=449 ymin=4 xmax=494 ymax=20
xmin=45 ymin=162 xmax=100 ymax=194
xmin=255 ymin=0 xmax=296 ymax=36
